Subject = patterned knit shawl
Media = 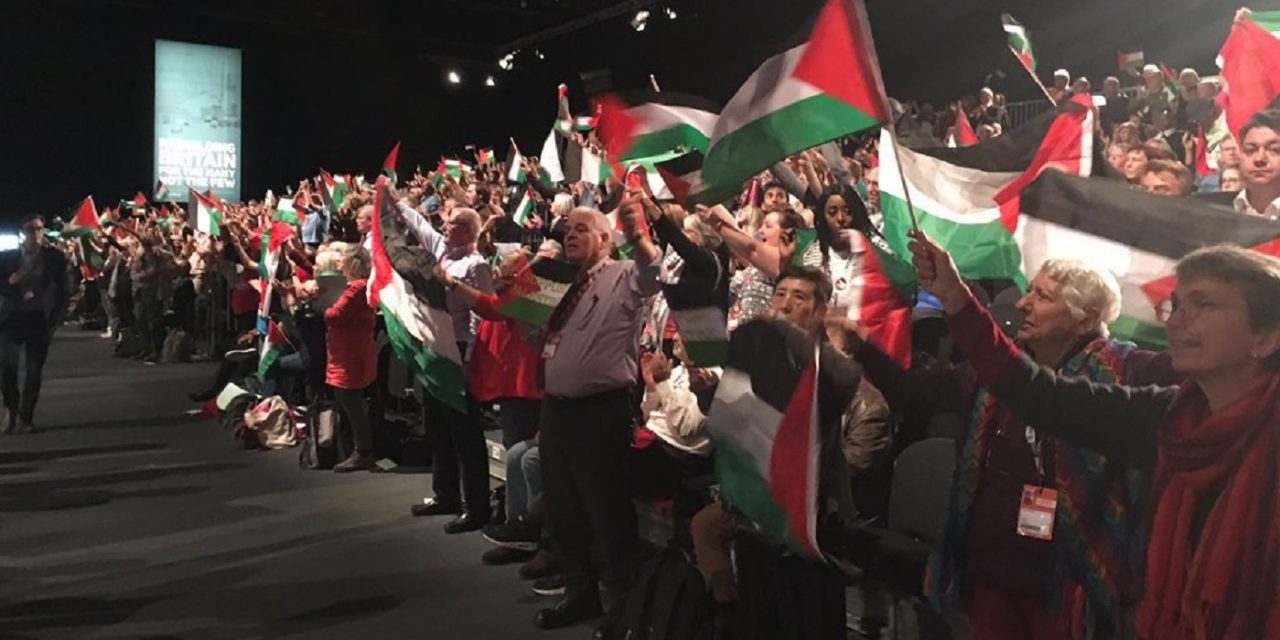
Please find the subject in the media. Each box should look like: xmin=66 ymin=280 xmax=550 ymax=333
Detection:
xmin=926 ymin=336 xmax=1146 ymax=635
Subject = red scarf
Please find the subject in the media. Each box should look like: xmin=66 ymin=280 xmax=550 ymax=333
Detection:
xmin=1136 ymin=373 xmax=1280 ymax=639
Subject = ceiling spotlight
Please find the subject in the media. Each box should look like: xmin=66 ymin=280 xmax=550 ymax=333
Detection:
xmin=498 ymin=52 xmax=515 ymax=71
xmin=630 ymin=9 xmax=649 ymax=31
xmin=664 ymin=7 xmax=677 ymax=19
xmin=534 ymin=49 xmax=546 ymax=60
xmin=447 ymin=70 xmax=462 ymax=84
xmin=485 ymin=75 xmax=496 ymax=87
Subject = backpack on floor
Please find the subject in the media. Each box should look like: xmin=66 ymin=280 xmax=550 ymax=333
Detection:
xmin=601 ymin=546 xmax=713 ymax=640
xmin=298 ymin=402 xmax=349 ymax=470
xmin=161 ymin=329 xmax=192 ymax=363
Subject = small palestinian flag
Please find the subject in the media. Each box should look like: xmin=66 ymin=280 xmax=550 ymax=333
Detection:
xmin=1003 ymin=13 xmax=1037 ymax=76
xmin=154 ymin=180 xmax=170 ymax=201
xmin=553 ymin=84 xmax=598 ymax=134
xmin=257 ymin=221 xmax=294 ymax=333
xmin=132 ymin=191 xmax=148 ymax=209
xmin=63 ymin=196 xmax=101 ymax=238
xmin=382 ymin=141 xmax=401 ymax=184
xmin=495 ymin=255 xmax=579 ymax=327
xmin=258 ymin=319 xmax=292 ymax=379
xmin=440 ymin=158 xmax=469 ymax=179
xmin=476 ymin=148 xmax=494 ymax=166
xmin=320 ymin=169 xmax=349 ymax=210
xmin=655 ymin=151 xmax=726 ymax=207
xmin=506 ymin=141 xmax=526 ymax=183
xmin=562 ymin=140 xmax=616 ymax=185
xmin=949 ymin=105 xmax=979 ymax=147
xmin=1117 ymin=50 xmax=1144 ymax=73
xmin=512 ymin=191 xmax=537 ymax=227
xmin=539 ymin=129 xmax=565 ymax=183
xmin=274 ymin=198 xmax=302 ymax=225
xmin=708 ymin=320 xmax=857 ymax=561
xmin=190 ymin=189 xmax=223 ymax=236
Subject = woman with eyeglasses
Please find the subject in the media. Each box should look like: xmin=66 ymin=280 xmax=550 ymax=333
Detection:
xmin=909 ymin=232 xmax=1280 ymax=639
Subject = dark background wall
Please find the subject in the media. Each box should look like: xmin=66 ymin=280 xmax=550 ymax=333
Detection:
xmin=0 ymin=0 xmax=1249 ymax=228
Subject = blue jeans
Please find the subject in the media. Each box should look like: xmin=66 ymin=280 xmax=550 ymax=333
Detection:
xmin=505 ymin=439 xmax=541 ymax=522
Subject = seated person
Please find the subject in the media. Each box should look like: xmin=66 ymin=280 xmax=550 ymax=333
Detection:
xmin=631 ymin=333 xmax=717 ymax=500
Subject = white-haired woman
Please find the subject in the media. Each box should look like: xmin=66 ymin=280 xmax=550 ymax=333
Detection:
xmin=911 ymin=235 xmax=1280 ymax=639
xmin=327 ymin=243 xmax=378 ymax=473
xmin=832 ymin=258 xmax=1174 ymax=639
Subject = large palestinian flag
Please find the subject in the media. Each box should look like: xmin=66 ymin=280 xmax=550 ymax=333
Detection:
xmin=607 ymin=92 xmax=720 ymax=162
xmin=494 ymin=255 xmax=578 ymax=327
xmin=367 ymin=178 xmax=466 ymax=413
xmin=1018 ymin=171 xmax=1280 ymax=347
xmin=877 ymin=96 xmax=1095 ymax=292
xmin=708 ymin=319 xmax=855 ymax=561
xmin=696 ymin=0 xmax=888 ymax=200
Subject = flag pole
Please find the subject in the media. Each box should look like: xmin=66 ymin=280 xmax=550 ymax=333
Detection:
xmin=1011 ymin=48 xmax=1058 ymax=106
xmin=649 ymin=74 xmax=661 ymax=93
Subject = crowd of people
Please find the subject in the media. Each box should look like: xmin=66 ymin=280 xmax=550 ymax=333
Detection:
xmin=7 ymin=46 xmax=1278 ymax=638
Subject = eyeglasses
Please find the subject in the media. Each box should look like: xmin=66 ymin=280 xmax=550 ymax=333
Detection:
xmin=1155 ymin=297 xmax=1225 ymax=324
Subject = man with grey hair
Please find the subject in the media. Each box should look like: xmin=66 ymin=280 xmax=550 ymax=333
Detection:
xmin=837 ymin=257 xmax=1171 ymax=637
xmin=533 ymin=198 xmax=660 ymax=630
xmin=392 ymin=186 xmax=496 ymax=534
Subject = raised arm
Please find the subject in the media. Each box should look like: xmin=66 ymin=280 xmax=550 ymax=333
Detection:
xmin=698 ymin=205 xmax=784 ymax=278
xmin=912 ymin=231 xmax=1172 ymax=469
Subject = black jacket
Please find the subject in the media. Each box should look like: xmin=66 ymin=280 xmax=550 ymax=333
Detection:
xmin=0 ymin=244 xmax=70 ymax=328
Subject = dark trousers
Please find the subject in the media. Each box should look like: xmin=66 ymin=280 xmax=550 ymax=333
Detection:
xmin=333 ymin=386 xmax=374 ymax=454
xmin=541 ymin=388 xmax=639 ymax=599
xmin=630 ymin=440 xmax=714 ymax=499
xmin=132 ymin=287 xmax=163 ymax=359
xmin=0 ymin=310 xmax=52 ymax=422
xmin=424 ymin=390 xmax=490 ymax=511
xmin=498 ymin=396 xmax=541 ymax=448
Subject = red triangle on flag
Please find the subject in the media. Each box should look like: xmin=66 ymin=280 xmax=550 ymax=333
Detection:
xmin=71 ymin=196 xmax=101 ymax=229
xmin=383 ymin=142 xmax=401 ymax=178
xmin=955 ymin=106 xmax=980 ymax=146
xmin=593 ymin=95 xmax=641 ymax=177
xmin=994 ymin=94 xmax=1095 ymax=232
xmin=792 ymin=0 xmax=889 ymax=123
xmin=132 ymin=192 xmax=147 ymax=207
xmin=1141 ymin=238 xmax=1280 ymax=315
xmin=767 ymin=359 xmax=823 ymax=560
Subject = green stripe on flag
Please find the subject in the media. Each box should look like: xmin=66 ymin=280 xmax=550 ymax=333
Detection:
xmin=702 ymin=94 xmax=880 ymax=188
xmin=881 ymin=193 xmax=1026 ymax=286
xmin=714 ymin=437 xmax=803 ymax=555
xmin=380 ymin=303 xmax=467 ymax=414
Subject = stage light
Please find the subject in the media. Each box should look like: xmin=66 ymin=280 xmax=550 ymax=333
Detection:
xmin=630 ymin=9 xmax=649 ymax=31
xmin=0 ymin=234 xmax=18 ymax=251
xmin=485 ymin=75 xmax=496 ymax=87
xmin=664 ymin=7 xmax=677 ymax=19
xmin=534 ymin=49 xmax=545 ymax=60
xmin=447 ymin=70 xmax=462 ymax=84
xmin=498 ymin=52 xmax=515 ymax=70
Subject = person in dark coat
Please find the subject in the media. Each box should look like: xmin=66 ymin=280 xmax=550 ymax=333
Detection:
xmin=0 ymin=215 xmax=69 ymax=433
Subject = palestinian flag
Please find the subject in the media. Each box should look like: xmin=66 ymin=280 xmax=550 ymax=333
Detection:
xmin=657 ymin=211 xmax=730 ymax=364
xmin=367 ymin=178 xmax=466 ymax=413
xmin=476 ymin=148 xmax=494 ymax=166
xmin=512 ymin=190 xmax=537 ymax=227
xmin=1117 ymin=50 xmax=1144 ymax=73
xmin=553 ymin=84 xmax=598 ymax=134
xmin=440 ymin=158 xmax=470 ymax=179
xmin=950 ymin=106 xmax=979 ymax=147
xmin=132 ymin=191 xmax=148 ymax=209
xmin=274 ymin=198 xmax=302 ymax=225
xmin=1002 ymin=13 xmax=1037 ymax=76
xmin=495 ymin=255 xmax=579 ymax=327
xmin=257 ymin=221 xmax=294 ymax=333
xmin=707 ymin=320 xmax=831 ymax=560
xmin=655 ymin=151 xmax=715 ymax=206
xmin=606 ymin=92 xmax=720 ymax=162
xmin=258 ymin=319 xmax=291 ymax=379
xmin=506 ymin=142 xmax=525 ymax=183
xmin=190 ymin=189 xmax=223 ymax=235
xmin=382 ymin=142 xmax=401 ymax=184
xmin=1219 ymin=16 xmax=1280 ymax=143
xmin=154 ymin=180 xmax=170 ymax=201
xmin=63 ymin=196 xmax=101 ymax=237
xmin=320 ymin=170 xmax=349 ymax=210
xmin=877 ymin=96 xmax=1095 ymax=291
xmin=1019 ymin=171 xmax=1280 ymax=347
xmin=1244 ymin=8 xmax=1280 ymax=34
xmin=539 ymin=130 xmax=566 ymax=183
xmin=697 ymin=0 xmax=889 ymax=201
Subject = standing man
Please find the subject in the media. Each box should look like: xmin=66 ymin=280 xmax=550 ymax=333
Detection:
xmin=394 ymin=187 xmax=496 ymax=534
xmin=0 ymin=215 xmax=69 ymax=433
xmin=533 ymin=198 xmax=661 ymax=630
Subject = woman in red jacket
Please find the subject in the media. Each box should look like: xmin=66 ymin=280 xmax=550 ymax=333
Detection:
xmin=327 ymin=243 xmax=378 ymax=473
